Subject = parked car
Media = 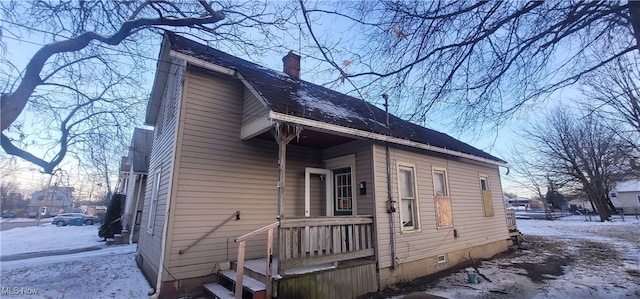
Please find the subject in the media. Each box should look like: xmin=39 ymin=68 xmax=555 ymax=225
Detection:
xmin=52 ymin=213 xmax=100 ymax=226
xmin=2 ymin=210 xmax=17 ymax=218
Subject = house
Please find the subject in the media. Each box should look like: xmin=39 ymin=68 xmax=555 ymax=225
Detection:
xmin=117 ymin=128 xmax=153 ymax=244
xmin=611 ymin=180 xmax=640 ymax=213
xmin=28 ymin=186 xmax=74 ymax=217
xmin=136 ymin=32 xmax=514 ymax=299
xmin=504 ymin=196 xmax=545 ymax=210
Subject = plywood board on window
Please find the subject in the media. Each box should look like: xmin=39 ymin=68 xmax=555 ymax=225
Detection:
xmin=435 ymin=195 xmax=453 ymax=227
xmin=482 ymin=190 xmax=494 ymax=216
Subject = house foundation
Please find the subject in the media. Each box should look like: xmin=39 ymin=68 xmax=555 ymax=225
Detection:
xmin=378 ymin=239 xmax=509 ymax=288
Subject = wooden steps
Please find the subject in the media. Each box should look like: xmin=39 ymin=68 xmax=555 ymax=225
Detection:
xmin=203 ymin=283 xmax=234 ymax=299
xmin=203 ymin=268 xmax=266 ymax=299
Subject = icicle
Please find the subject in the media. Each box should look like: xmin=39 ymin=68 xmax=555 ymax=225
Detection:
xmin=295 ymin=125 xmax=303 ymax=142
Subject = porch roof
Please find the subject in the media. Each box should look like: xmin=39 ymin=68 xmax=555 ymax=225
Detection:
xmin=162 ymin=32 xmax=507 ymax=165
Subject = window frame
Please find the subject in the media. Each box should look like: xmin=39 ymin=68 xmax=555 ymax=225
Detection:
xmin=432 ymin=167 xmax=453 ymax=228
xmin=397 ymin=162 xmax=421 ymax=232
xmin=147 ymin=169 xmax=162 ymax=234
xmin=432 ymin=168 xmax=449 ymax=196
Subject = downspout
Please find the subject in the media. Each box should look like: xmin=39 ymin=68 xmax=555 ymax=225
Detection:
xmin=386 ymin=143 xmax=397 ymax=269
xmin=149 ymin=57 xmax=184 ymax=299
xmin=382 ymin=94 xmax=397 ymax=269
xmin=149 ymin=184 xmax=173 ymax=299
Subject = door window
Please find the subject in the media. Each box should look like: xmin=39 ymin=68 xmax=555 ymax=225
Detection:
xmin=333 ymin=167 xmax=352 ymax=216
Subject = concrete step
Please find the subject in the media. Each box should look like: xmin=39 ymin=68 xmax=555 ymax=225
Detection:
xmin=203 ymin=282 xmax=234 ymax=299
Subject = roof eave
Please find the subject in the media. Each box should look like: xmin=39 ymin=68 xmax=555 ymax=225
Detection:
xmin=145 ymin=35 xmax=173 ymax=125
xmin=269 ymin=111 xmax=509 ymax=167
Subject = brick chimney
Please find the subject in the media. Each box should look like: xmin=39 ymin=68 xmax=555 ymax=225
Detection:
xmin=282 ymin=51 xmax=301 ymax=80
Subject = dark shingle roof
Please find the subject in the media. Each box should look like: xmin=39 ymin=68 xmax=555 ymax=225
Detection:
xmin=165 ymin=32 xmax=506 ymax=164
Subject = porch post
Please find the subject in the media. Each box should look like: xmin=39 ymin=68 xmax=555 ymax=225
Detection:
xmin=273 ymin=123 xmax=299 ymax=280
xmin=273 ymin=123 xmax=298 ymax=219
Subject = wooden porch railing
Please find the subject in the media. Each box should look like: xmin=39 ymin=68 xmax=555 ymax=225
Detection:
xmin=278 ymin=216 xmax=375 ymax=272
xmin=506 ymin=209 xmax=517 ymax=230
xmin=235 ymin=221 xmax=279 ymax=299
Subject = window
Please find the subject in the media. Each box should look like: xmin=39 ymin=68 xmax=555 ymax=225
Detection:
xmin=147 ymin=170 xmax=161 ymax=233
xmin=433 ymin=168 xmax=453 ymax=227
xmin=56 ymin=195 xmax=64 ymax=201
xmin=480 ymin=175 xmax=494 ymax=217
xmin=398 ymin=164 xmax=419 ymax=230
xmin=433 ymin=171 xmax=448 ymax=196
xmin=610 ymin=192 xmax=617 ymax=198
xmin=334 ymin=169 xmax=353 ymax=214
xmin=637 ymin=195 xmax=640 ymax=205
xmin=37 ymin=195 xmax=44 ymax=201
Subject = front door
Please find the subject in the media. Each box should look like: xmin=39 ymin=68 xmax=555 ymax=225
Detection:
xmin=333 ymin=167 xmax=353 ymax=216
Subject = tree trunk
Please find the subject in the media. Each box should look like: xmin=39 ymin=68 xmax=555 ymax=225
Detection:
xmin=629 ymin=1 xmax=640 ymax=53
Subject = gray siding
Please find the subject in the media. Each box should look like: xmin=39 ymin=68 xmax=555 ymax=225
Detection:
xmin=373 ymin=143 xmax=508 ymax=269
xmin=137 ymin=57 xmax=184 ymax=279
xmin=241 ymin=91 xmax=269 ymax=126
xmin=322 ymin=140 xmax=375 ymax=216
xmin=165 ymin=68 xmax=324 ymax=280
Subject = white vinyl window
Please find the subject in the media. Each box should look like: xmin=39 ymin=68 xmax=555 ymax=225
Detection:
xmin=433 ymin=167 xmax=453 ymax=227
xmin=147 ymin=170 xmax=161 ymax=233
xmin=398 ymin=164 xmax=419 ymax=230
xmin=433 ymin=170 xmax=448 ymax=196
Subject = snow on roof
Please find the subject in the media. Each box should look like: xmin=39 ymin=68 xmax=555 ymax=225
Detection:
xmin=163 ymin=31 xmax=507 ymax=164
xmin=297 ymin=90 xmax=360 ymax=123
xmin=615 ymin=180 xmax=640 ymax=192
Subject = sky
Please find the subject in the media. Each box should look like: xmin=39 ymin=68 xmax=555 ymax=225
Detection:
xmin=0 ymin=3 xmax=604 ymax=199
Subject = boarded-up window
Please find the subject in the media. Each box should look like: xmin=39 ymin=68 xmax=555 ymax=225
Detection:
xmin=480 ymin=175 xmax=494 ymax=217
xmin=433 ymin=168 xmax=452 ymax=227
xmin=435 ymin=196 xmax=453 ymax=227
xmin=398 ymin=165 xmax=419 ymax=230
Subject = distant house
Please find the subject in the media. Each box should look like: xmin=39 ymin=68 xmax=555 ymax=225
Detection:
xmin=136 ymin=32 xmax=514 ymax=299
xmin=505 ymin=196 xmax=545 ymax=210
xmin=611 ymin=180 xmax=640 ymax=213
xmin=28 ymin=186 xmax=74 ymax=217
xmin=117 ymin=128 xmax=153 ymax=244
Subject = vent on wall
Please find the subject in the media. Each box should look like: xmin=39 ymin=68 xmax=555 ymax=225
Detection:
xmin=436 ymin=254 xmax=448 ymax=264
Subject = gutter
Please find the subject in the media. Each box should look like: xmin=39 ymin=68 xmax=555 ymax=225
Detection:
xmin=269 ymin=111 xmax=509 ymax=168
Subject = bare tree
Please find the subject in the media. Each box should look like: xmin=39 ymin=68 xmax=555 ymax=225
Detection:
xmin=581 ymin=54 xmax=640 ymax=154
xmin=299 ymin=1 xmax=640 ymax=131
xmin=1 ymin=1 xmax=295 ymax=173
xmin=503 ymin=145 xmax=554 ymax=219
xmin=0 ymin=154 xmax=22 ymax=211
xmin=522 ymin=107 xmax=634 ymax=221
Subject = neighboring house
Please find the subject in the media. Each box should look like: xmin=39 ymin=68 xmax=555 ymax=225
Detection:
xmin=118 ymin=128 xmax=153 ymax=244
xmin=28 ymin=186 xmax=74 ymax=217
xmin=567 ymin=197 xmax=594 ymax=212
xmin=136 ymin=32 xmax=514 ymax=299
xmin=611 ymin=180 xmax=640 ymax=213
xmin=505 ymin=196 xmax=545 ymax=210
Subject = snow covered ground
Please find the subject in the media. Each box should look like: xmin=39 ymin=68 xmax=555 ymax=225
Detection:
xmin=0 ymin=224 xmax=150 ymax=298
xmin=1 ymin=216 xmax=639 ymax=299
xmin=383 ymin=215 xmax=640 ymax=299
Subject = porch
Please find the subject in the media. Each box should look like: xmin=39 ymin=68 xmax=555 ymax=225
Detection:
xmin=205 ymin=215 xmax=377 ymax=299
xmin=505 ymin=210 xmax=522 ymax=244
